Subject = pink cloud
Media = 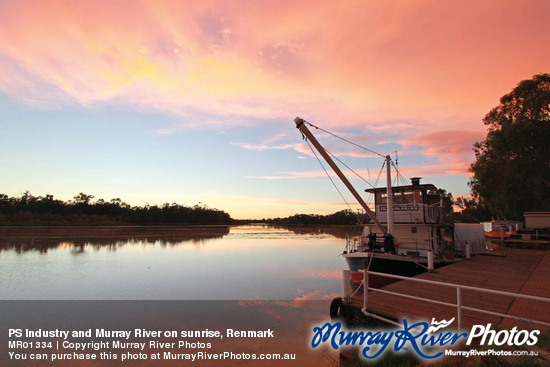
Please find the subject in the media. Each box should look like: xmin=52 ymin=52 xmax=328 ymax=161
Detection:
xmin=238 ymin=126 xmax=486 ymax=180
xmin=235 ymin=129 xmax=387 ymax=160
xmin=398 ymin=129 xmax=486 ymax=176
xmin=0 ymin=1 xmax=548 ymax=132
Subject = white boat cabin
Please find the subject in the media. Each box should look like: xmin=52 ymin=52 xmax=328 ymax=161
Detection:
xmin=363 ymin=177 xmax=450 ymax=258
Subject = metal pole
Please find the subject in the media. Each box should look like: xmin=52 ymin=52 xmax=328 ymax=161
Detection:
xmin=363 ymin=270 xmax=369 ymax=309
xmin=457 ymin=287 xmax=462 ymax=330
xmin=385 ymin=155 xmax=394 ymax=235
xmin=295 ymin=117 xmax=386 ymax=235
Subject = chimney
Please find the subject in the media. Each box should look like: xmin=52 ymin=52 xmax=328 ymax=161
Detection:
xmin=411 ymin=177 xmax=421 ymax=186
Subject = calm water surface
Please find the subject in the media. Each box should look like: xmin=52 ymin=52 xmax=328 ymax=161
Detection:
xmin=0 ymin=225 xmax=349 ymax=300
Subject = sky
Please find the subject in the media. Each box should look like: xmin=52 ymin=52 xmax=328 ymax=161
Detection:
xmin=0 ymin=0 xmax=549 ymax=219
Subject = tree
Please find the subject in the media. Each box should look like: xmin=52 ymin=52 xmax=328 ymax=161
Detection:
xmin=73 ymin=192 xmax=94 ymax=205
xmin=453 ymin=197 xmax=492 ymax=223
xmin=469 ymin=73 xmax=550 ymax=220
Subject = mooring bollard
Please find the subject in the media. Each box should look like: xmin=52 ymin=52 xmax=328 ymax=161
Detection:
xmin=342 ymin=269 xmax=351 ymax=301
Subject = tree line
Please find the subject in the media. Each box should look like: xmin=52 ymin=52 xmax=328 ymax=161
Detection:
xmin=266 ymin=209 xmax=362 ymax=226
xmin=264 ymin=196 xmax=492 ymax=226
xmin=0 ymin=190 xmax=495 ymax=226
xmin=0 ymin=191 xmax=232 ymax=225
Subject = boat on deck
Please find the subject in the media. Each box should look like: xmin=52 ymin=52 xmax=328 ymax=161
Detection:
xmin=341 ymin=177 xmax=458 ymax=289
xmin=482 ymin=220 xmax=522 ymax=239
xmin=294 ymin=117 xmax=481 ymax=288
xmin=343 ymin=177 xmax=454 ymax=274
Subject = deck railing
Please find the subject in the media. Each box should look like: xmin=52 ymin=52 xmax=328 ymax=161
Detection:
xmin=345 ymin=236 xmax=435 ymax=255
xmin=342 ymin=269 xmax=550 ymax=330
xmin=454 ymin=238 xmax=487 ymax=256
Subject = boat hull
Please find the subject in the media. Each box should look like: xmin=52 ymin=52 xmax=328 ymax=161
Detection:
xmin=344 ymin=252 xmax=428 ymax=275
xmin=345 ymin=253 xmax=433 ymax=289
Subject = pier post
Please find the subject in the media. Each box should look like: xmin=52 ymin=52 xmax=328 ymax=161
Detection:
xmin=427 ymin=251 xmax=434 ymax=270
xmin=343 ymin=269 xmax=351 ymax=301
xmin=465 ymin=244 xmax=471 ymax=258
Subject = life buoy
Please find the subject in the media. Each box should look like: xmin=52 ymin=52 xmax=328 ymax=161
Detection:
xmin=329 ymin=297 xmax=343 ymax=320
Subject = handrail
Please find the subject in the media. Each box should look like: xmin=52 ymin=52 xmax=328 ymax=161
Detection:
xmin=355 ymin=270 xmax=550 ymax=330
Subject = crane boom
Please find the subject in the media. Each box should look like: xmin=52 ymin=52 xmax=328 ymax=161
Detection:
xmin=294 ymin=117 xmax=387 ymax=235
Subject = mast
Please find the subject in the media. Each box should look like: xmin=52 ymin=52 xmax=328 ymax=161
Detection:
xmin=385 ymin=155 xmax=394 ymax=234
xmin=294 ymin=117 xmax=387 ymax=235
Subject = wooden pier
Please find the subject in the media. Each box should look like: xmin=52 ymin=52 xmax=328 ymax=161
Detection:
xmin=345 ymin=247 xmax=550 ymax=330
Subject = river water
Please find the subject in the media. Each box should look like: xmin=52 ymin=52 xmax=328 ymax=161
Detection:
xmin=1 ymin=225 xmax=350 ymax=366
xmin=0 ymin=225 xmax=349 ymax=300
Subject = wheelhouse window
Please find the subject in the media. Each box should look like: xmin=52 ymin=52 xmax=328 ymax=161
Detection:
xmin=376 ymin=189 xmax=423 ymax=204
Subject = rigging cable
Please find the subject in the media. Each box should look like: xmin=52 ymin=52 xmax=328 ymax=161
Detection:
xmin=323 ymin=147 xmax=376 ymax=220
xmin=301 ymin=119 xmax=390 ymax=191
xmin=304 ymin=139 xmax=364 ymax=225
xmin=299 ymin=119 xmax=404 ymax=225
xmin=304 ymin=121 xmax=386 ymax=158
xmin=324 ymin=147 xmax=376 ymax=189
xmin=374 ymin=159 xmax=386 ymax=188
xmin=391 ymin=161 xmax=409 ymax=187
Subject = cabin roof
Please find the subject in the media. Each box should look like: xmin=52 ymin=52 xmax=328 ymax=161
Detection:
xmin=364 ymin=183 xmax=437 ymax=193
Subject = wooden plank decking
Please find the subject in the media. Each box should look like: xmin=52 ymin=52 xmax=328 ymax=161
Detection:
xmin=350 ymin=248 xmax=550 ymax=330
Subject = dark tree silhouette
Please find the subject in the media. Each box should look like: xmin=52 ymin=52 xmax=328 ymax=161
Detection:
xmin=469 ymin=73 xmax=550 ymax=219
xmin=0 ymin=192 xmax=232 ymax=225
